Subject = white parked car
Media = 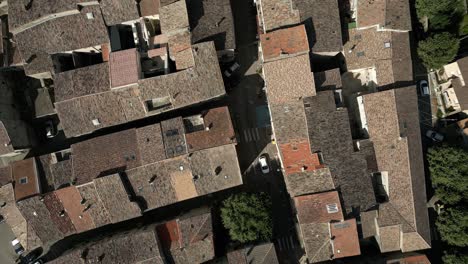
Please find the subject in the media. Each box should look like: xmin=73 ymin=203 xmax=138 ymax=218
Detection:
xmin=426 ymin=130 xmax=444 ymax=142
xmin=11 ymin=238 xmax=24 ymax=255
xmin=419 ymin=80 xmax=430 ymax=96
xmin=259 ymin=155 xmax=270 ymax=174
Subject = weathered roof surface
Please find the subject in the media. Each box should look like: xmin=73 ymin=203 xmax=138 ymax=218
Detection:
xmin=55 ymin=186 xmax=95 ymax=233
xmin=0 ymin=184 xmax=29 ymax=249
xmin=109 ymin=49 xmax=140 ymax=88
xmin=313 ymin=69 xmax=342 ymax=91
xmin=387 ymin=254 xmax=431 ymax=264
xmin=187 ymin=0 xmax=236 ymax=50
xmin=0 ymin=121 xmax=14 ymax=155
xmin=71 ymin=128 xmax=141 ymax=185
xmin=361 ymin=210 xmax=378 ymax=238
xmin=227 ymin=243 xmax=279 ymax=264
xmin=11 ymin=158 xmax=40 ymax=201
xmin=270 ymin=102 xmax=308 ymax=144
xmin=54 ymin=63 xmax=110 ymax=102
xmin=43 ymin=192 xmax=76 ymax=236
xmin=344 ymin=28 xmax=412 ymax=86
xmin=77 ymin=182 xmax=112 ymax=228
xmin=93 ymin=174 xmax=142 ymax=223
xmin=139 ymin=41 xmax=225 ymax=109
xmin=357 ymin=0 xmax=411 ymax=31
xmin=161 ymin=117 xmax=187 ymax=158
xmin=163 ymin=210 xmax=215 ymax=264
xmin=291 ymin=0 xmax=343 ymax=53
xmin=259 ymin=0 xmax=300 ymax=32
xmin=7 ymin=0 xmax=79 ymax=32
xmin=260 ymin=25 xmax=309 ymax=62
xmin=263 ymin=54 xmax=315 ymax=103
xmin=50 ymin=228 xmax=165 ymax=264
xmin=294 ymin=191 xmax=343 ymax=224
xmin=330 ymin=219 xmax=361 ymax=258
xmin=0 ymin=165 xmax=12 ymax=186
xmin=286 ymin=167 xmax=335 ymax=197
xmin=100 ymin=0 xmax=140 ymax=25
xmin=304 ymin=91 xmax=376 ymax=213
xmin=17 ymin=196 xmax=64 ymax=245
xmin=301 ymin=223 xmax=332 ymax=262
xmin=15 ymin=5 xmax=109 ymax=76
xmin=160 ymin=0 xmax=189 ymax=34
xmin=185 ymin=107 xmax=236 ymax=152
xmin=362 ymin=87 xmax=431 ymax=252
xmin=136 ymin=123 xmax=166 ymax=165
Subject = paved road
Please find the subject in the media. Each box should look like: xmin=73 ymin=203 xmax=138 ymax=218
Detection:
xmin=0 ymin=222 xmax=17 ymax=264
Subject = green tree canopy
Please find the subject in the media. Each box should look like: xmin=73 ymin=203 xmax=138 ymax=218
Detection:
xmin=442 ymin=249 xmax=468 ymax=264
xmin=416 ymin=0 xmax=463 ymax=30
xmin=436 ymin=206 xmax=468 ymax=247
xmin=417 ymin=33 xmax=460 ymax=70
xmin=220 ymin=192 xmax=272 ymax=243
xmin=460 ymin=14 xmax=468 ymax=36
xmin=427 ymin=146 xmax=468 ymax=204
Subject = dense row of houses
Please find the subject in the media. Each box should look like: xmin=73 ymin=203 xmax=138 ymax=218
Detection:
xmin=256 ymin=0 xmax=431 ymax=262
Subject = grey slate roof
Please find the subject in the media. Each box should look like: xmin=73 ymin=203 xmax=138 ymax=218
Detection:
xmin=304 ymin=91 xmax=376 ymax=214
xmin=100 ymin=0 xmax=140 ymax=25
xmin=291 ymin=0 xmax=343 ymax=53
xmin=14 ymin=5 xmax=109 ymax=76
xmin=187 ymin=0 xmax=236 ymax=50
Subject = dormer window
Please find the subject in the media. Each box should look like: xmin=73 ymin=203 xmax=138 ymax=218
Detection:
xmin=19 ymin=177 xmax=28 ymax=184
xmin=326 ymin=203 xmax=339 ymax=213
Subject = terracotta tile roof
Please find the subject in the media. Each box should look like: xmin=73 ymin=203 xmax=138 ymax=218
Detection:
xmin=259 ymin=0 xmax=300 ymax=32
xmin=11 ymin=158 xmax=41 ymax=201
xmin=263 ymin=53 xmax=316 ymax=103
xmin=330 ymin=219 xmax=360 ymax=258
xmin=55 ymin=186 xmax=95 ymax=233
xmin=185 ymin=107 xmax=236 ymax=152
xmin=294 ymin=191 xmax=343 ymax=224
xmin=110 ymin=49 xmax=140 ymax=88
xmin=270 ymin=102 xmax=308 ymax=144
xmin=357 ymin=0 xmax=411 ymax=31
xmin=136 ymin=123 xmax=167 ymax=165
xmin=76 ymin=182 xmax=112 ymax=228
xmin=260 ymin=25 xmax=309 ymax=61
xmin=361 ymin=87 xmax=431 ymax=252
xmin=157 ymin=219 xmax=181 ymax=249
xmin=43 ymin=192 xmax=76 ymax=236
xmin=227 ymin=243 xmax=279 ymax=264
xmin=187 ymin=0 xmax=236 ymax=50
xmin=100 ymin=0 xmax=140 ymax=26
xmin=387 ymin=254 xmax=431 ymax=264
xmin=291 ymin=0 xmax=343 ymax=53
xmin=279 ymin=141 xmax=323 ymax=175
xmin=140 ymin=0 xmax=160 ymax=17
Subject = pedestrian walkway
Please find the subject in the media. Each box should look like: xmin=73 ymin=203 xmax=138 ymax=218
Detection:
xmin=276 ymin=235 xmax=295 ymax=251
xmin=238 ymin=127 xmax=261 ymax=143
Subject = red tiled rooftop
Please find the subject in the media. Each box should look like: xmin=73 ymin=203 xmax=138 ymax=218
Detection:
xmin=387 ymin=254 xmax=431 ymax=264
xmin=294 ymin=191 xmax=343 ymax=224
xmin=157 ymin=220 xmax=180 ymax=249
xmin=109 ymin=48 xmax=140 ymax=88
xmin=279 ymin=141 xmax=324 ymax=175
xmin=55 ymin=186 xmax=95 ymax=233
xmin=260 ymin=25 xmax=309 ymax=61
xmin=11 ymin=158 xmax=40 ymax=201
xmin=330 ymin=219 xmax=361 ymax=258
xmin=185 ymin=107 xmax=236 ymax=152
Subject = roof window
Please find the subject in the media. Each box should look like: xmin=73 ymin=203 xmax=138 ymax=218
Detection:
xmin=356 ymin=51 xmax=365 ymax=57
xmin=86 ymin=12 xmax=94 ymax=20
xmin=384 ymin=42 xmax=391 ymax=48
xmin=19 ymin=177 xmax=28 ymax=184
xmin=92 ymin=118 xmax=100 ymax=126
xmin=326 ymin=203 xmax=339 ymax=213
